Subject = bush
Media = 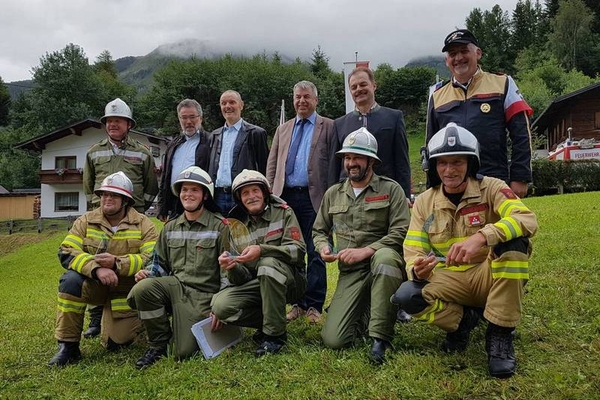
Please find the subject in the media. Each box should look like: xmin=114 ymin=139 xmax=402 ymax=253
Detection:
xmin=531 ymin=159 xmax=600 ymax=195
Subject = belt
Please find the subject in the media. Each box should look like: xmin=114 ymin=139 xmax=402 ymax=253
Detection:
xmin=283 ymin=186 xmax=308 ymax=192
xmin=215 ymin=187 xmax=232 ymax=194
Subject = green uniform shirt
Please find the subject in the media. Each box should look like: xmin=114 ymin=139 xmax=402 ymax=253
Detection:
xmin=83 ymin=137 xmax=159 ymax=212
xmin=313 ymin=174 xmax=410 ymax=271
xmin=156 ymin=209 xmax=228 ymax=294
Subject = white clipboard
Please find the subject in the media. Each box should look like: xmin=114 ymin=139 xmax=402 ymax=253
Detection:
xmin=190 ymin=317 xmax=244 ymax=359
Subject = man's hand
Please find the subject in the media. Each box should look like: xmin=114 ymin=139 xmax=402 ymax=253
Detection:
xmin=218 ymin=251 xmax=237 ymax=271
xmin=412 ymin=254 xmax=437 ymax=280
xmin=234 ymin=245 xmax=261 ymax=264
xmin=446 ymin=232 xmax=487 ymax=265
xmin=135 ymin=269 xmax=151 ymax=282
xmin=96 ymin=268 xmax=119 ymax=287
xmin=337 ymin=247 xmax=375 ymax=265
xmin=320 ymin=246 xmax=337 ymax=263
xmin=157 ymin=214 xmax=168 ymax=223
xmin=509 ymin=181 xmax=528 ymax=198
xmin=95 ymin=253 xmax=117 ymax=269
xmin=210 ymin=312 xmax=223 ymax=332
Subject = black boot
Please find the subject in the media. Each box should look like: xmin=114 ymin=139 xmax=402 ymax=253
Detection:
xmin=486 ymin=323 xmax=517 ymax=378
xmin=370 ymin=338 xmax=393 ymax=365
xmin=135 ymin=346 xmax=167 ymax=369
xmin=441 ymin=307 xmax=480 ymax=353
xmin=83 ymin=306 xmax=102 ymax=339
xmin=396 ymin=308 xmax=412 ymax=323
xmin=48 ymin=341 xmax=82 ymax=367
xmin=255 ymin=333 xmax=287 ymax=357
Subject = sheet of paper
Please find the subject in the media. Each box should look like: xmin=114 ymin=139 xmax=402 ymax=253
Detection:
xmin=190 ymin=317 xmax=244 ymax=359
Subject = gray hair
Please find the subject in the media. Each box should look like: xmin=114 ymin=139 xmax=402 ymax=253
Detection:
xmin=220 ymin=90 xmax=243 ymax=102
xmin=177 ymin=99 xmax=203 ymax=116
xmin=293 ymin=80 xmax=318 ymax=98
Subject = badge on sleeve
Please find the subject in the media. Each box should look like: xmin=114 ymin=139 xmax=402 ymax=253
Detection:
xmin=500 ymin=188 xmax=518 ymax=199
xmin=290 ymin=227 xmax=301 ymax=241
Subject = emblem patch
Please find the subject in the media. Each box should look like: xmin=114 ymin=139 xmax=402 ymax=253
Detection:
xmin=290 ymin=227 xmax=301 ymax=241
xmin=480 ymin=103 xmax=491 ymax=113
xmin=500 ymin=188 xmax=518 ymax=199
xmin=468 ymin=215 xmax=482 ymax=226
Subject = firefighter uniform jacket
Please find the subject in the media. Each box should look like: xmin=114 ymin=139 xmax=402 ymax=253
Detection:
xmin=83 ymin=136 xmax=159 ymax=212
xmin=59 ymin=207 xmax=158 ymax=292
xmin=313 ymin=174 xmax=409 ymax=271
xmin=55 ymin=207 xmax=158 ymax=344
xmin=225 ymin=195 xmax=307 ymax=285
xmin=426 ymin=70 xmax=533 ymax=183
xmin=404 ymin=176 xmax=538 ymax=280
xmin=151 ymin=209 xmax=228 ymax=293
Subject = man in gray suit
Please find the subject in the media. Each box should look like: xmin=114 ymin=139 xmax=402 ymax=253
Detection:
xmin=208 ymin=90 xmax=269 ymax=215
xmin=267 ymin=80 xmax=338 ymax=324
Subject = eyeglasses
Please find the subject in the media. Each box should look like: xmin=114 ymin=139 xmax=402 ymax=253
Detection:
xmin=178 ymin=115 xmax=201 ymax=121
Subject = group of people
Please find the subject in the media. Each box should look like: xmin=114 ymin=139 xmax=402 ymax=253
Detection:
xmin=47 ymin=28 xmax=538 ymax=379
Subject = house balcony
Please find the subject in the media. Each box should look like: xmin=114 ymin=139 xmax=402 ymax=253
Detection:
xmin=39 ymin=168 xmax=84 ymax=184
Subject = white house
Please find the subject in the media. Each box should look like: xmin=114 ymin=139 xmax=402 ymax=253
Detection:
xmin=15 ymin=119 xmax=168 ymax=218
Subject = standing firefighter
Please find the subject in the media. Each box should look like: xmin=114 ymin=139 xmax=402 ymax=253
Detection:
xmin=392 ymin=123 xmax=538 ymax=378
xmin=48 ymin=172 xmax=158 ymax=367
xmin=82 ymin=98 xmax=159 ymax=338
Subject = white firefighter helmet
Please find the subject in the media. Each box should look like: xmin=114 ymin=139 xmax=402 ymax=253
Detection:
xmin=101 ymin=98 xmax=136 ymax=128
xmin=426 ymin=123 xmax=481 ymax=186
xmin=336 ymin=127 xmax=381 ymax=164
xmin=232 ymin=169 xmax=271 ymax=200
xmin=94 ymin=171 xmax=134 ymax=205
xmin=171 ymin=166 xmax=214 ymax=199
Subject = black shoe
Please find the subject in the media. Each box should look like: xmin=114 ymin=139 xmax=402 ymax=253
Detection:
xmin=396 ymin=308 xmax=412 ymax=323
xmin=252 ymin=330 xmax=265 ymax=345
xmin=486 ymin=323 xmax=517 ymax=378
xmin=106 ymin=338 xmax=133 ymax=352
xmin=370 ymin=338 xmax=392 ymax=365
xmin=441 ymin=307 xmax=480 ymax=353
xmin=255 ymin=333 xmax=287 ymax=357
xmin=135 ymin=346 xmax=167 ymax=369
xmin=83 ymin=307 xmax=102 ymax=339
xmin=48 ymin=341 xmax=82 ymax=367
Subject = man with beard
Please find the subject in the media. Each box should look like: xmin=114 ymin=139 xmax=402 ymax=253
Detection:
xmin=127 ymin=166 xmax=227 ymax=369
xmin=313 ymin=127 xmax=410 ymax=365
xmin=210 ymin=169 xmax=307 ymax=357
xmin=48 ymin=172 xmax=158 ymax=367
xmin=156 ymin=99 xmax=210 ymax=222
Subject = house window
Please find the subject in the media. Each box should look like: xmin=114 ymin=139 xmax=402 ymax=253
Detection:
xmin=150 ymin=146 xmax=160 ymax=158
xmin=55 ymin=192 xmax=79 ymax=212
xmin=55 ymin=156 xmax=77 ymax=169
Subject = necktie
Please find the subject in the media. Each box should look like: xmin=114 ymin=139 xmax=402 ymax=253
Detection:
xmin=286 ymin=119 xmax=307 ymax=176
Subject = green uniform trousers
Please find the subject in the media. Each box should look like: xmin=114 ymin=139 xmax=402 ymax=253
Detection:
xmin=127 ymin=276 xmax=214 ymax=359
xmin=322 ymin=248 xmax=404 ymax=349
xmin=211 ymin=257 xmax=306 ymax=337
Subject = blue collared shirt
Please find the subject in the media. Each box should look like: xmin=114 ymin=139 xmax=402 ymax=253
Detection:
xmin=286 ymin=112 xmax=316 ymax=187
xmin=170 ymin=131 xmax=201 ymax=186
xmin=216 ymin=119 xmax=243 ymax=188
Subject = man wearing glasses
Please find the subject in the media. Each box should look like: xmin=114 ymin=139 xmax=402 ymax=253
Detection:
xmin=156 ymin=99 xmax=211 ymax=222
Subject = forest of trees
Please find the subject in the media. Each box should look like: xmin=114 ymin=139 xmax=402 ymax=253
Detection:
xmin=1 ymin=0 xmax=600 ymax=190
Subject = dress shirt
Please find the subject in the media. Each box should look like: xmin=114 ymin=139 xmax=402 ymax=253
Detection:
xmin=216 ymin=119 xmax=243 ymax=188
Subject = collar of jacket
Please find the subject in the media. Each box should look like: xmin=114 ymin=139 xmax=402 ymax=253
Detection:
xmin=174 ymin=207 xmax=215 ymax=228
xmin=87 ymin=206 xmax=141 ymax=229
xmin=339 ymin=173 xmax=382 ymax=196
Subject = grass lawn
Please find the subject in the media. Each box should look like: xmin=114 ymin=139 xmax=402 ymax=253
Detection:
xmin=1 ymin=192 xmax=599 ymax=399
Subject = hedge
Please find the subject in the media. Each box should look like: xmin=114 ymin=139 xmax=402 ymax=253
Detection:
xmin=531 ymin=159 xmax=600 ymax=195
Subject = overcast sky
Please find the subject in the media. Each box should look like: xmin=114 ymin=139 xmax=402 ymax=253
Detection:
xmin=1 ymin=0 xmax=520 ymax=83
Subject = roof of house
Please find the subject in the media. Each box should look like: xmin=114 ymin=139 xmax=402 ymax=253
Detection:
xmin=532 ymin=82 xmax=600 ymax=134
xmin=14 ymin=119 xmax=168 ymax=152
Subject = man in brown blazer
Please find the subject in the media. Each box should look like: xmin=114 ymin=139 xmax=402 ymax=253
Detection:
xmin=267 ymin=80 xmax=338 ymax=324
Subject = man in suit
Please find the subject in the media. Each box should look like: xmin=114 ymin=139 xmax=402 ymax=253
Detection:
xmin=156 ymin=99 xmax=211 ymax=222
xmin=208 ymin=90 xmax=269 ymax=215
xmin=266 ymin=80 xmax=338 ymax=324
xmin=333 ymin=67 xmax=412 ymax=323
